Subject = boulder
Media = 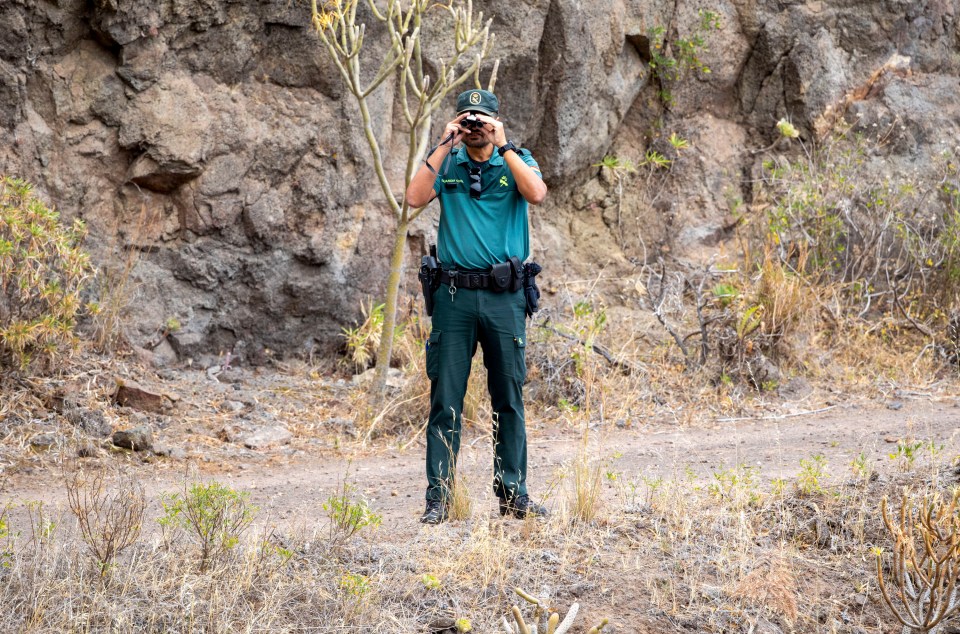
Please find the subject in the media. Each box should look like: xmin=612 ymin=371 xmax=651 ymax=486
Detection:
xmin=112 ymin=425 xmax=154 ymax=451
xmin=218 ymin=422 xmax=292 ymax=449
xmin=113 ymin=379 xmax=175 ymax=414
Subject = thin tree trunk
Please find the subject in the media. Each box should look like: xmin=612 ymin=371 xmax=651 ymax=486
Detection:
xmin=372 ymin=214 xmax=409 ymax=399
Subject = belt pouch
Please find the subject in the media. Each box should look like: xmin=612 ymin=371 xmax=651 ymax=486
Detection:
xmin=490 ymin=261 xmax=512 ymax=292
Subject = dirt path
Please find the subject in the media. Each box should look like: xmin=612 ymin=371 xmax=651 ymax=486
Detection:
xmin=3 ymin=395 xmax=957 ymax=526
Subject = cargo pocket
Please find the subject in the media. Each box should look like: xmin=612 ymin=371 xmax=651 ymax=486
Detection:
xmin=513 ymin=334 xmax=527 ymax=383
xmin=426 ymin=330 xmax=442 ymax=381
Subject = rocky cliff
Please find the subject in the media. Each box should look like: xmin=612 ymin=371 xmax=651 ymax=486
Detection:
xmin=2 ymin=0 xmax=958 ymax=365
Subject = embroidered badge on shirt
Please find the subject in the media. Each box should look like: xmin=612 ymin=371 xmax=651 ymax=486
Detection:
xmin=499 ymin=175 xmax=509 ymax=187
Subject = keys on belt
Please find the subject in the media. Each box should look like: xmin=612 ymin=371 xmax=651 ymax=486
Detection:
xmin=439 ymin=269 xmax=493 ymax=290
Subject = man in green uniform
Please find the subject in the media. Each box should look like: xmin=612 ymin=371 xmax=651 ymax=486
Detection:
xmin=406 ymin=89 xmax=549 ymax=524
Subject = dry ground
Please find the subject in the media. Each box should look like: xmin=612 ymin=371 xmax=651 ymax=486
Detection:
xmin=4 ymin=380 xmax=957 ymax=525
xmin=1 ymin=356 xmax=959 ymax=632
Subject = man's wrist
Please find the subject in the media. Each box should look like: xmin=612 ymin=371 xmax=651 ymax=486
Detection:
xmin=497 ymin=141 xmax=517 ymax=157
xmin=430 ymin=143 xmax=452 ymax=159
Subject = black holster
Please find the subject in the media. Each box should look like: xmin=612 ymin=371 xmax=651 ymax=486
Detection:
xmin=522 ymin=261 xmax=542 ymax=317
xmin=419 ymin=253 xmax=440 ymax=316
xmin=508 ymin=256 xmax=524 ymax=292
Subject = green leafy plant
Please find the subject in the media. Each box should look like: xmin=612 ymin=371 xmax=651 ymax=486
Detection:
xmin=0 ymin=176 xmax=94 ymax=371
xmin=647 ymin=10 xmax=721 ymax=105
xmin=421 ymin=573 xmax=441 ymax=590
xmin=323 ymin=478 xmax=382 ymax=551
xmin=668 ymin=132 xmax=689 ymax=152
xmin=796 ymin=454 xmax=828 ymax=496
xmin=159 ymin=481 xmax=257 ymax=572
xmin=341 ymin=299 xmax=387 ymax=371
xmin=889 ymin=439 xmax=926 ymax=472
xmin=339 ymin=571 xmax=371 ymax=597
xmin=707 ymin=464 xmax=762 ymax=510
xmin=640 ymin=150 xmax=671 ymax=169
xmin=338 ymin=569 xmax=374 ymax=621
xmin=851 ymin=452 xmax=873 ymax=481
xmin=776 ymin=118 xmax=800 ymax=139
xmin=592 ymin=156 xmax=635 ymax=172
xmin=770 ymin=477 xmax=787 ymax=497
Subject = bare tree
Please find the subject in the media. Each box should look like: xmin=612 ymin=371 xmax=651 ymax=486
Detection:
xmin=311 ymin=0 xmax=496 ymax=397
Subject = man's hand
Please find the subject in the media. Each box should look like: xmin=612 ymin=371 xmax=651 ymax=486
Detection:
xmin=468 ymin=113 xmax=547 ymax=205
xmin=441 ymin=113 xmax=470 ymax=147
xmin=406 ymin=113 xmax=471 ymax=208
xmin=472 ymin=113 xmax=508 ymax=148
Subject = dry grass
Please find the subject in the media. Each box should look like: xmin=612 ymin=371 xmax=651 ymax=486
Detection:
xmin=5 ymin=240 xmax=960 ymax=632
xmin=448 ymin=466 xmax=473 ymax=522
xmin=731 ymin=558 xmax=799 ymax=623
xmin=1 ymin=352 xmax=959 ymax=632
xmin=568 ymin=446 xmax=604 ymax=524
xmin=65 ymin=468 xmax=146 ymax=575
xmin=0 ymin=434 xmax=956 ymax=634
xmin=0 ymin=473 xmax=621 ymax=632
xmin=87 ymin=199 xmax=158 ymax=354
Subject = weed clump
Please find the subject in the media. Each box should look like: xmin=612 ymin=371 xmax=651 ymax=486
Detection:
xmin=0 ymin=176 xmax=93 ymax=372
xmin=159 ymin=480 xmax=257 ymax=572
xmin=323 ymin=477 xmax=382 ymax=552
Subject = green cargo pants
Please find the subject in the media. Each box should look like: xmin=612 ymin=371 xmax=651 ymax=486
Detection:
xmin=424 ymin=283 xmax=528 ymax=503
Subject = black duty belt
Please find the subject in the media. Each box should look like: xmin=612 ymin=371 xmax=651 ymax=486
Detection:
xmin=439 ymin=269 xmax=494 ymax=290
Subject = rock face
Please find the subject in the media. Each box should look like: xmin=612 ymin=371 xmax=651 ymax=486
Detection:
xmin=1 ymin=0 xmax=958 ymax=359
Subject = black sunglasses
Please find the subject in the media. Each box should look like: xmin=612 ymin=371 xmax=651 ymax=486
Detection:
xmin=469 ymin=166 xmax=482 ymax=199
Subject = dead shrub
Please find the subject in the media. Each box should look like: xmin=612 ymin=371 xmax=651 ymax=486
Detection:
xmin=65 ymin=469 xmax=146 ymax=576
xmin=732 ymin=559 xmax=799 ymax=623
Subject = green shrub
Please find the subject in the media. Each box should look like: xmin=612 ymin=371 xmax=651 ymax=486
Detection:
xmin=752 ymin=130 xmax=960 ymax=319
xmin=0 ymin=176 xmax=93 ymax=371
xmin=0 ymin=505 xmax=12 ymax=568
xmin=159 ymin=481 xmax=257 ymax=572
xmin=648 ymin=9 xmax=721 ymax=105
xmin=324 ymin=479 xmax=381 ymax=551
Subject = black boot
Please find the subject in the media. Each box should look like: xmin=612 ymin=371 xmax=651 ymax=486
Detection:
xmin=419 ymin=499 xmax=448 ymax=524
xmin=498 ymin=494 xmax=549 ymax=519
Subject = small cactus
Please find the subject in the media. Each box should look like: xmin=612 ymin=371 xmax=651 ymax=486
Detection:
xmin=876 ymin=488 xmax=960 ymax=633
xmin=501 ymin=587 xmax=606 ymax=634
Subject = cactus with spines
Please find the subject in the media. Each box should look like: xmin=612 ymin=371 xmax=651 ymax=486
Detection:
xmin=501 ymin=587 xmax=607 ymax=634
